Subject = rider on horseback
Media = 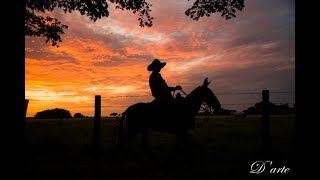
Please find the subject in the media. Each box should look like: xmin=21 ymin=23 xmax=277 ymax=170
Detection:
xmin=147 ymin=59 xmax=182 ymax=111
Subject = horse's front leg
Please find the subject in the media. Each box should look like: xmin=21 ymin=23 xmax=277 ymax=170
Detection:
xmin=176 ymin=129 xmax=189 ymax=157
xmin=141 ymin=127 xmax=149 ymax=150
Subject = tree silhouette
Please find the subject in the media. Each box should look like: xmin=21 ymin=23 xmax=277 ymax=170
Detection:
xmin=243 ymin=102 xmax=295 ymax=115
xmin=74 ymin=112 xmax=85 ymax=118
xmin=25 ymin=0 xmax=245 ymax=47
xmin=34 ymin=108 xmax=72 ymax=119
xmin=185 ymin=0 xmax=244 ymax=20
xmin=110 ymin=112 xmax=119 ymax=117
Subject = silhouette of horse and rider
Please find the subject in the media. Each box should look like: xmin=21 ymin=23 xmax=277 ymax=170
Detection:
xmin=116 ymin=59 xmax=221 ymax=150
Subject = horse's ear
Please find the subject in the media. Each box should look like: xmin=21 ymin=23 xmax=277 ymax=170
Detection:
xmin=203 ymin=77 xmax=211 ymax=87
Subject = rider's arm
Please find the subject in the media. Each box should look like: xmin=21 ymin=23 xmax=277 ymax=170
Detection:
xmin=168 ymin=85 xmax=182 ymax=91
xmin=168 ymin=87 xmax=176 ymax=91
xmin=158 ymin=74 xmax=182 ymax=91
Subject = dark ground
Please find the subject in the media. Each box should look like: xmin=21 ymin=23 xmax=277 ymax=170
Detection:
xmin=23 ymin=115 xmax=296 ymax=180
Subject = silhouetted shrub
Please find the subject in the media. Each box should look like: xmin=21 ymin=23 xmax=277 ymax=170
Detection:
xmin=74 ymin=113 xmax=85 ymax=118
xmin=213 ymin=108 xmax=237 ymax=115
xmin=35 ymin=108 xmax=72 ymax=119
xmin=243 ymin=102 xmax=295 ymax=115
xmin=110 ymin=112 xmax=118 ymax=117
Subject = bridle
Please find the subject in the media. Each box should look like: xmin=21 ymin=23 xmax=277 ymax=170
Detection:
xmin=173 ymin=88 xmax=211 ymax=112
xmin=172 ymin=89 xmax=188 ymax=97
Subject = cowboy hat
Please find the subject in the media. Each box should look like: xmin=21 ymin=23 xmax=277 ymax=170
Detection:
xmin=147 ymin=59 xmax=166 ymax=71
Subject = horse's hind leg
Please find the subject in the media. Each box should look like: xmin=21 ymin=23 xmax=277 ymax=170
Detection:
xmin=116 ymin=116 xmax=135 ymax=150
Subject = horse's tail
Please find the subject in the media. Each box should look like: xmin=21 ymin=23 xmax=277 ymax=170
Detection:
xmin=119 ymin=110 xmax=127 ymax=134
xmin=114 ymin=103 xmax=144 ymax=147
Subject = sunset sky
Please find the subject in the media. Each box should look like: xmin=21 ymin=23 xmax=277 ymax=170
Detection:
xmin=25 ymin=0 xmax=295 ymax=117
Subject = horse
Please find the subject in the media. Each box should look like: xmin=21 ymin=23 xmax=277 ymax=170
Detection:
xmin=114 ymin=78 xmax=221 ymax=152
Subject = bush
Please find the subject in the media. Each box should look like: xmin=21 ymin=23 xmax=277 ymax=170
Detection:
xmin=74 ymin=113 xmax=85 ymax=118
xmin=35 ymin=108 xmax=72 ymax=119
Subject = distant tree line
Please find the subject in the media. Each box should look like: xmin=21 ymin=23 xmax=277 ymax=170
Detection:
xmin=198 ymin=101 xmax=295 ymax=116
xmin=34 ymin=108 xmax=87 ymax=119
xmin=110 ymin=112 xmax=121 ymax=117
xmin=35 ymin=101 xmax=295 ymax=119
xmin=242 ymin=102 xmax=295 ymax=115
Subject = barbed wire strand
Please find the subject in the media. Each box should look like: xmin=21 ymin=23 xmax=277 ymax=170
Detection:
xmin=26 ymin=91 xmax=295 ymax=110
xmin=26 ymin=91 xmax=295 ymax=100
xmin=27 ymin=102 xmax=296 ymax=110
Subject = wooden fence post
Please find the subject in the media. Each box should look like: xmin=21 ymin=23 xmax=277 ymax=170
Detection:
xmin=261 ymin=90 xmax=270 ymax=156
xmin=93 ymin=95 xmax=101 ymax=153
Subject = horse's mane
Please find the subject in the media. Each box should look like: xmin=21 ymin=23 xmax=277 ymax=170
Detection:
xmin=185 ymin=86 xmax=202 ymax=101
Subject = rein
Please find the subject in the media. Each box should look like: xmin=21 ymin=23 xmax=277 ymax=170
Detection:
xmin=172 ymin=89 xmax=188 ymax=97
xmin=174 ymin=89 xmax=207 ymax=112
xmin=180 ymin=89 xmax=188 ymax=96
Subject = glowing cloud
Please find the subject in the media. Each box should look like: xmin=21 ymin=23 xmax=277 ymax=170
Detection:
xmin=25 ymin=0 xmax=295 ymax=117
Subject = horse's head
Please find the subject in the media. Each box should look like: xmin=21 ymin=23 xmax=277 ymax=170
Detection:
xmin=198 ymin=78 xmax=221 ymax=110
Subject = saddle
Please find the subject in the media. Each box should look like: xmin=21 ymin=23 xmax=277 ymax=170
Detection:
xmin=147 ymin=98 xmax=195 ymax=129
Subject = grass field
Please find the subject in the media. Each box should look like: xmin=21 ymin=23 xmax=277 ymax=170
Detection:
xmin=24 ymin=115 xmax=296 ymax=180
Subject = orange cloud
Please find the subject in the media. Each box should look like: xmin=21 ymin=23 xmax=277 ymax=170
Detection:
xmin=25 ymin=0 xmax=295 ymax=117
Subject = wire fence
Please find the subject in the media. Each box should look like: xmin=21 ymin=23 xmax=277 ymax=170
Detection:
xmin=25 ymin=91 xmax=295 ymax=114
xmin=101 ymin=91 xmax=295 ymax=106
xmin=24 ymin=90 xmax=295 ymax=156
